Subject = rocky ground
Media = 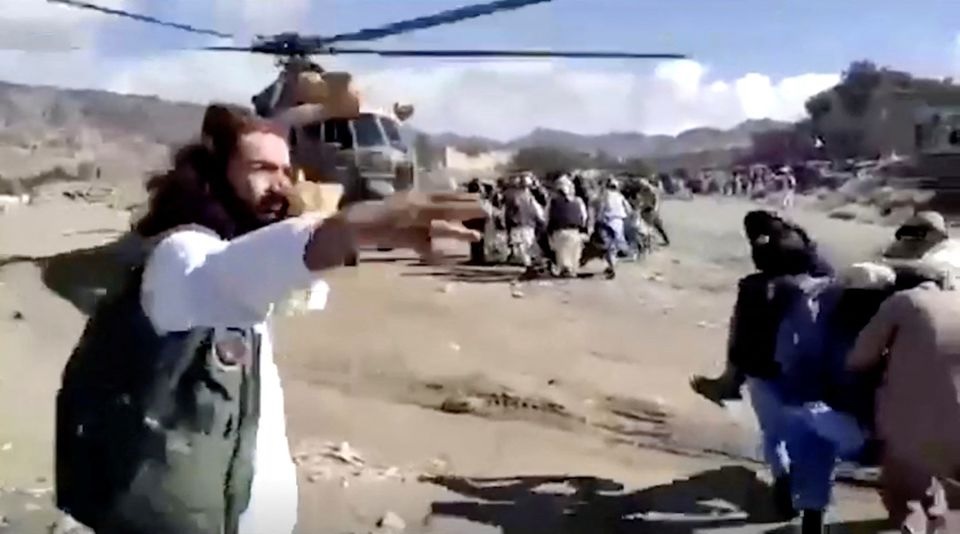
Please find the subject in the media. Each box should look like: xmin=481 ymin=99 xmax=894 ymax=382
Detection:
xmin=0 ymin=192 xmax=899 ymax=533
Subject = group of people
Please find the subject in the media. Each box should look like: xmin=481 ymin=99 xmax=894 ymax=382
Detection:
xmin=697 ymin=164 xmax=798 ymax=208
xmin=692 ymin=209 xmax=960 ymax=533
xmin=464 ymin=172 xmax=670 ymax=280
xmin=49 ymin=98 xmax=960 ymax=534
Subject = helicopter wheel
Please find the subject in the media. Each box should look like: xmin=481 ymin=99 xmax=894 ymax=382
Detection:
xmin=345 ymin=249 xmax=359 ymax=267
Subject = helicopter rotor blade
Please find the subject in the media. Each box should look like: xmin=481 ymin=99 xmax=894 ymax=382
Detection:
xmin=0 ymin=43 xmax=82 ymax=52
xmin=327 ymin=48 xmax=689 ymax=60
xmin=46 ymin=0 xmax=233 ymax=39
xmin=201 ymin=46 xmax=263 ymax=52
xmin=316 ymin=0 xmax=551 ymax=45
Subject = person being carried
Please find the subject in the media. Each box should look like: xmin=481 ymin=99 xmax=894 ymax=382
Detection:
xmin=55 ymin=104 xmax=483 ymax=534
xmin=767 ymin=263 xmax=898 ymax=533
xmin=690 ymin=210 xmax=833 ymax=406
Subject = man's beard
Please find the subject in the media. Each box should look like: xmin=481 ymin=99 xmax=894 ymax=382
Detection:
xmin=253 ymin=190 xmax=292 ymax=225
xmin=222 ymin=188 xmax=292 ymax=236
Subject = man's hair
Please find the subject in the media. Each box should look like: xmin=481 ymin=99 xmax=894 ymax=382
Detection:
xmin=744 ymin=210 xmax=821 ymax=275
xmin=134 ymin=104 xmax=287 ymax=240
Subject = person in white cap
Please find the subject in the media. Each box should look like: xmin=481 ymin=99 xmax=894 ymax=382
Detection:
xmin=883 ymin=210 xmax=960 ymax=278
xmin=593 ymin=176 xmax=633 ymax=279
xmin=847 ymin=262 xmax=960 ymax=532
xmin=779 ymin=167 xmax=797 ymax=210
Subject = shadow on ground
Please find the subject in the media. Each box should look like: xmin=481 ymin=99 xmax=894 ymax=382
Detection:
xmin=400 ymin=264 xmax=525 ymax=284
xmin=425 ymin=466 xmax=891 ymax=534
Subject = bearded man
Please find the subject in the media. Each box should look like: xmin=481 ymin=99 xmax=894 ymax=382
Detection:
xmin=55 ymin=104 xmax=482 ymax=534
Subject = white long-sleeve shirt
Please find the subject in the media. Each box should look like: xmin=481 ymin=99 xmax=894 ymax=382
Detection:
xmin=140 ymin=218 xmax=329 ymax=534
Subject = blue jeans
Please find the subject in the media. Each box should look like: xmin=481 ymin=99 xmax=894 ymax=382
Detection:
xmin=782 ymin=402 xmax=865 ymax=511
xmin=747 ymin=378 xmax=790 ymax=478
xmin=750 ymin=378 xmax=866 ymax=511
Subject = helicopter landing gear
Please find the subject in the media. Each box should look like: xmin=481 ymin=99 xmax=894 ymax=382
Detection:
xmin=345 ymin=249 xmax=359 ymax=267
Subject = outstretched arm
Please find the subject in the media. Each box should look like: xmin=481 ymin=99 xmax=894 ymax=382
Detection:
xmin=142 ymin=217 xmax=336 ymax=332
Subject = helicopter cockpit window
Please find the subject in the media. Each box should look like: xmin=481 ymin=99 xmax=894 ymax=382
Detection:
xmin=302 ymin=121 xmax=323 ymax=142
xmin=379 ymin=117 xmax=407 ymax=151
xmin=324 ymin=119 xmax=354 ymax=149
xmin=354 ymin=113 xmax=387 ymax=148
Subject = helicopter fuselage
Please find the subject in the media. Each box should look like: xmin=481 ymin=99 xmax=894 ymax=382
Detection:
xmin=290 ymin=110 xmax=416 ymax=201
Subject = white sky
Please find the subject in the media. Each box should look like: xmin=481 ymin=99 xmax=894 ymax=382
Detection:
xmin=0 ymin=0 xmax=844 ymax=140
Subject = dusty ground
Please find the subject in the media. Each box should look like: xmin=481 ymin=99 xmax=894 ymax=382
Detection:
xmin=0 ymin=193 xmax=897 ymax=533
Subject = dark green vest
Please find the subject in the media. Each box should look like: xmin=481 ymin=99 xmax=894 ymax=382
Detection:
xmin=56 ymin=265 xmax=261 ymax=534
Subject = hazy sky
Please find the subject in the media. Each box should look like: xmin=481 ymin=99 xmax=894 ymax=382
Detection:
xmin=3 ymin=0 xmax=960 ymax=139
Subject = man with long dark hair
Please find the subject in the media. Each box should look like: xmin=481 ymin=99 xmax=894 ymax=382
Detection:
xmin=55 ymin=104 xmax=483 ymax=534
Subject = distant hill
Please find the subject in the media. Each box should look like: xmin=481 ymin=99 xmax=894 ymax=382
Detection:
xmin=0 ymin=80 xmax=202 ymax=186
xmin=0 ymin=78 xmax=790 ymax=185
xmin=429 ymin=118 xmax=791 ymax=159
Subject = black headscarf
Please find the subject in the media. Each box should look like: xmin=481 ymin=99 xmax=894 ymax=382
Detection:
xmin=743 ymin=210 xmax=832 ymax=277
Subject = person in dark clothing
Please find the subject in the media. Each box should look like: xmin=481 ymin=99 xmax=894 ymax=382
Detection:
xmin=533 ymin=181 xmax=555 ymax=269
xmin=464 ymin=178 xmax=488 ymax=265
xmin=690 ymin=210 xmax=833 ymax=406
xmin=548 ymin=176 xmax=588 ymax=277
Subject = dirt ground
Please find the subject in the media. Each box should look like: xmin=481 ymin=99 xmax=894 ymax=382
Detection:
xmin=0 ymin=194 xmax=898 ymax=533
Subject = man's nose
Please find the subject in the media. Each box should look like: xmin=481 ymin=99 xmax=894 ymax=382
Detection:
xmin=268 ymin=170 xmax=292 ymax=190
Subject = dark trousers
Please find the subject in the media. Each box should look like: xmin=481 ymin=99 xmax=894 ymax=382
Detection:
xmin=464 ymin=217 xmax=487 ymax=264
xmin=642 ymin=209 xmax=670 ymax=245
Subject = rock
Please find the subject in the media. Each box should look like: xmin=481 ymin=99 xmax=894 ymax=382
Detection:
xmin=327 ymin=442 xmax=365 ymax=467
xmin=828 ymin=208 xmax=858 ymax=221
xmin=0 ymin=515 xmax=8 ymax=528
xmin=448 ymin=342 xmax=461 ymax=352
xmin=24 ymin=487 xmax=53 ymax=498
xmin=1 ymin=442 xmax=11 ymax=452
xmin=425 ymin=457 xmax=450 ymax=476
xmin=25 ymin=502 xmax=42 ymax=512
xmin=440 ymin=395 xmax=484 ymax=414
xmin=10 ymin=311 xmax=23 ymax=321
xmin=380 ymin=466 xmax=400 ymax=479
xmin=377 ymin=511 xmax=406 ymax=532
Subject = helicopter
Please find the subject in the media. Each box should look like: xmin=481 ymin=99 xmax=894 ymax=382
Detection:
xmin=47 ymin=0 xmax=687 ymax=204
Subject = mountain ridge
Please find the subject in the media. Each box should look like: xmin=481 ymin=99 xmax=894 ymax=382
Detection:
xmin=429 ymin=118 xmax=791 ymax=158
xmin=0 ymin=78 xmax=790 ymax=182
